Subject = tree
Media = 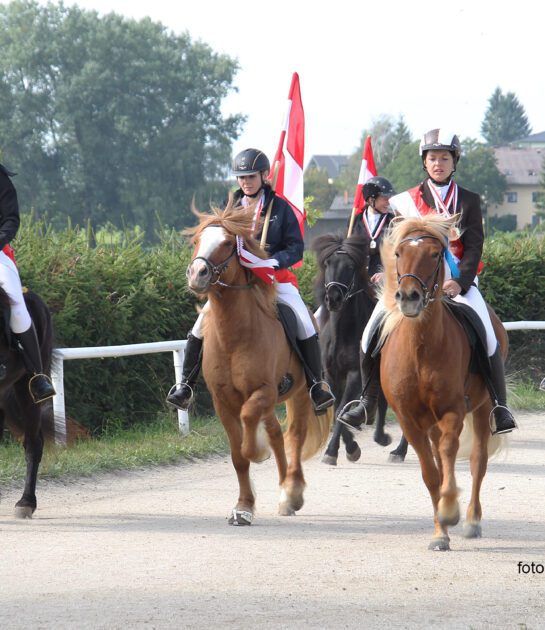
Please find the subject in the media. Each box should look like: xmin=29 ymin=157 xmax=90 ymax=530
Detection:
xmin=333 ymin=115 xmax=413 ymax=195
xmin=382 ymin=141 xmax=422 ymax=193
xmin=304 ymin=167 xmax=336 ymax=214
xmin=481 ymin=87 xmax=531 ymax=146
xmin=456 ymin=139 xmax=507 ymax=206
xmin=0 ymin=1 xmax=244 ymax=237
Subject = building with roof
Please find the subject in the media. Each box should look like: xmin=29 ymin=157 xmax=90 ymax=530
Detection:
xmin=306 ymin=155 xmax=349 ymax=181
xmin=489 ymin=145 xmax=544 ymax=229
xmin=304 ymin=191 xmax=353 ymax=245
xmin=512 ymin=131 xmax=545 ymax=149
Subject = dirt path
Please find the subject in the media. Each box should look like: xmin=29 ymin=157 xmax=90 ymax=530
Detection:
xmin=1 ymin=413 xmax=544 ymax=629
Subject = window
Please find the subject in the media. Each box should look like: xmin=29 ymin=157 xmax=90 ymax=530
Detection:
xmin=532 ymin=191 xmax=542 ymax=203
xmin=528 ymin=170 xmax=537 ymax=176
xmin=506 ymin=192 xmax=518 ymax=203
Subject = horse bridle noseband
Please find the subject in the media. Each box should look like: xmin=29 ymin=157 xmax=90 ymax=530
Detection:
xmin=324 ymin=250 xmax=367 ymax=304
xmin=189 ymin=246 xmax=253 ymax=290
xmin=396 ymin=235 xmax=446 ymax=307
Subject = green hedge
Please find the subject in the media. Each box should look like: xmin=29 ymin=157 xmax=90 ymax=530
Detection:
xmin=13 ymin=218 xmax=545 ymax=432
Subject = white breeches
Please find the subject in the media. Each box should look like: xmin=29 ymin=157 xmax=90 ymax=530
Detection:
xmin=191 ymin=282 xmax=316 ymax=341
xmin=0 ymin=251 xmax=31 ymax=333
xmin=361 ymin=272 xmax=497 ymax=356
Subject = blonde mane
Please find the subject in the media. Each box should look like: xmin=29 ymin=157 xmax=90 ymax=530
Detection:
xmin=379 ymin=213 xmax=458 ymax=340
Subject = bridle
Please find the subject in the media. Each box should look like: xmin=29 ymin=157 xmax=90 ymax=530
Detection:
xmin=188 ymin=245 xmax=253 ymax=290
xmin=395 ymin=235 xmax=445 ymax=308
xmin=324 ymin=250 xmax=367 ymax=305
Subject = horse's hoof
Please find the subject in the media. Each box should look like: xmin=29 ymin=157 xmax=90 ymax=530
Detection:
xmin=346 ymin=445 xmax=361 ymax=462
xmin=428 ymin=536 xmax=450 ymax=551
xmin=374 ymin=432 xmax=392 ymax=447
xmin=463 ymin=522 xmax=482 ymax=539
xmin=388 ymin=452 xmax=405 ymax=463
xmin=14 ymin=506 xmax=34 ymax=519
xmin=228 ymin=509 xmax=254 ymax=526
xmin=278 ymin=503 xmax=296 ymax=516
xmin=321 ymin=454 xmax=338 ymax=466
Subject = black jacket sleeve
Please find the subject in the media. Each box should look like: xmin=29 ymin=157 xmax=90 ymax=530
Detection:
xmin=0 ymin=167 xmax=20 ymax=250
xmin=272 ymin=195 xmax=304 ymax=269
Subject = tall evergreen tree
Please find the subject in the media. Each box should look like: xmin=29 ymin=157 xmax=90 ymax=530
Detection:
xmin=481 ymin=87 xmax=531 ymax=146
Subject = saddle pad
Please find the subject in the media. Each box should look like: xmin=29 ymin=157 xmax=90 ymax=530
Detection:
xmin=442 ymin=298 xmax=491 ymax=378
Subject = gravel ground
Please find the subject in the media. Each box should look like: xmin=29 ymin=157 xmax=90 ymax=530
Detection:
xmin=0 ymin=412 xmax=544 ymax=629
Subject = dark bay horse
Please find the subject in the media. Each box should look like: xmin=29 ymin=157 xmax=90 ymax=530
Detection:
xmin=185 ymin=201 xmax=332 ymax=525
xmin=0 ymin=287 xmax=54 ymax=518
xmin=379 ymin=214 xmax=506 ymax=550
xmin=313 ymin=233 xmax=391 ymax=466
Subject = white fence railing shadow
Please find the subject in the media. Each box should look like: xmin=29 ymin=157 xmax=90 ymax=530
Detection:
xmin=50 ymin=321 xmax=545 ymax=446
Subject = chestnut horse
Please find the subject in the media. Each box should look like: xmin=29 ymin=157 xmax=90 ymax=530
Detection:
xmin=185 ymin=201 xmax=332 ymax=525
xmin=379 ymin=214 xmax=506 ymax=551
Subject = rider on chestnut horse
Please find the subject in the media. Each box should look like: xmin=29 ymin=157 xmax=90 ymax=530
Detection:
xmin=167 ymin=148 xmax=335 ymax=415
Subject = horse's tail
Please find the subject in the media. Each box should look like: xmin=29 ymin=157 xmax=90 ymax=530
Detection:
xmin=457 ymin=413 xmax=507 ymax=460
xmin=285 ymin=398 xmax=333 ymax=461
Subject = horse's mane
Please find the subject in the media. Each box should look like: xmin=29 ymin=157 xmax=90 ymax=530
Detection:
xmin=379 ymin=214 xmax=457 ymax=339
xmin=312 ymin=233 xmax=371 ymax=307
xmin=186 ymin=195 xmax=277 ymax=317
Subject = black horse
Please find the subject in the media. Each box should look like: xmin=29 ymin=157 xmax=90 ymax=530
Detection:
xmin=0 ymin=286 xmax=55 ymax=517
xmin=313 ymin=234 xmax=392 ymax=466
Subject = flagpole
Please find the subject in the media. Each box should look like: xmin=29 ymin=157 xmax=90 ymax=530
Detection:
xmin=260 ymin=160 xmax=281 ymax=249
xmin=347 ymin=207 xmax=358 ymax=238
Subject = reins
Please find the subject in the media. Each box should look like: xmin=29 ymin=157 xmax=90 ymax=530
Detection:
xmin=395 ymin=235 xmax=445 ymax=308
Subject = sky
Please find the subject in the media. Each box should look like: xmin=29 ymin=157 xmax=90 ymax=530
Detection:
xmin=58 ymin=0 xmax=543 ymax=167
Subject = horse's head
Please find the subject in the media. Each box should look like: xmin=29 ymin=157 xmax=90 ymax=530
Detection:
xmin=185 ymin=198 xmax=266 ymax=295
xmin=313 ymin=234 xmax=370 ymax=312
xmin=383 ymin=215 xmax=456 ymax=318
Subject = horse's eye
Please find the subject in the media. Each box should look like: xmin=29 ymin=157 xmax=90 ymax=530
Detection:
xmin=395 ymin=252 xmax=400 ymax=258
xmin=432 ymin=252 xmax=440 ymax=259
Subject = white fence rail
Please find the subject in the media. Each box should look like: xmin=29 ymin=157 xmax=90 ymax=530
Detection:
xmin=50 ymin=321 xmax=545 ymax=446
xmin=52 ymin=340 xmax=187 ymax=445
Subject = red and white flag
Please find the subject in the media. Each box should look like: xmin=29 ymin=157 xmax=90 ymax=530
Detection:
xmin=269 ymin=73 xmax=305 ymax=239
xmin=353 ymin=135 xmax=377 ymax=215
xmin=236 ymin=236 xmax=277 ymax=286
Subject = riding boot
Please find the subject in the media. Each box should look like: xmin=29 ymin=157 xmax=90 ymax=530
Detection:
xmin=16 ymin=323 xmax=56 ymax=403
xmin=297 ymin=334 xmax=335 ymax=414
xmin=166 ymin=334 xmax=203 ymax=411
xmin=488 ymin=346 xmax=517 ymax=434
xmin=338 ymin=349 xmax=380 ymax=428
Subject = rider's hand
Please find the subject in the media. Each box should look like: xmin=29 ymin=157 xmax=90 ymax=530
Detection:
xmin=443 ymin=279 xmax=462 ymax=298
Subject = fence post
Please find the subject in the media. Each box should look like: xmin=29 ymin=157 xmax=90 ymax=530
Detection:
xmin=173 ymin=347 xmax=189 ymax=435
xmin=51 ymin=351 xmax=67 ymax=446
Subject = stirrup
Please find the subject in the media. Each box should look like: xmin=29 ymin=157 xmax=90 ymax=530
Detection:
xmin=336 ymin=398 xmax=368 ymax=432
xmin=166 ymin=382 xmax=194 ymax=410
xmin=489 ymin=404 xmax=517 ymax=435
xmin=309 ymin=380 xmax=335 ymax=412
xmin=28 ymin=373 xmax=56 ymax=404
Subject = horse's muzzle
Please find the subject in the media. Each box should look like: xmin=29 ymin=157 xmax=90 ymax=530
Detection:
xmin=187 ymin=260 xmax=212 ymax=292
xmin=395 ymin=288 xmax=424 ymax=318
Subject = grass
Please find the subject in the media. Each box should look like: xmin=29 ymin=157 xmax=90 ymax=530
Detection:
xmin=0 ymin=380 xmax=543 ymax=484
xmin=0 ymin=414 xmax=228 ymax=484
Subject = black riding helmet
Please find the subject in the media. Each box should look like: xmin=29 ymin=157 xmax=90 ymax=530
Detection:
xmin=232 ymin=148 xmax=270 ymax=176
xmin=363 ymin=176 xmax=396 ymax=200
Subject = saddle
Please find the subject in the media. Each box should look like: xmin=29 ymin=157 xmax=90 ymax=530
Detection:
xmin=276 ymin=303 xmax=299 ymax=396
xmin=442 ymin=297 xmax=491 ymax=380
